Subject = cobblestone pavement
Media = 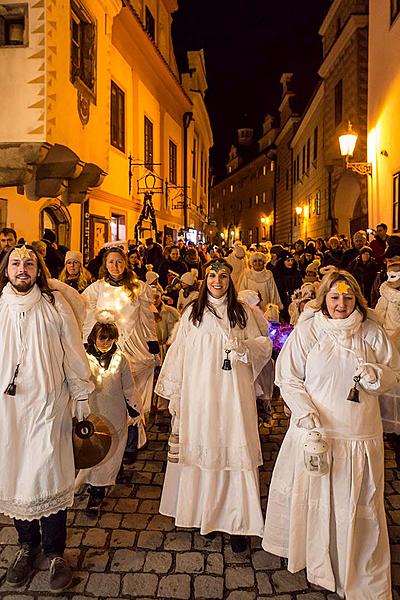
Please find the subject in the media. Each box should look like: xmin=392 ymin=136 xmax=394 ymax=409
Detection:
xmin=0 ymin=399 xmax=399 ymax=599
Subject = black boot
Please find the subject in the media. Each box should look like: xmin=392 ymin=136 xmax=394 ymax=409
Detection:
xmin=230 ymin=535 xmax=247 ymax=553
xmin=86 ymin=486 xmax=105 ymax=517
xmin=203 ymin=531 xmax=217 ymax=540
xmin=6 ymin=543 xmax=40 ymax=586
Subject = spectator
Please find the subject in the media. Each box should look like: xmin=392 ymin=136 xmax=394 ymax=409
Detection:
xmin=144 ymin=237 xmax=163 ymax=272
xmin=41 ymin=229 xmax=64 ymax=278
xmin=323 ymin=236 xmax=343 ymax=268
xmin=348 ymin=246 xmax=379 ymax=306
xmin=0 ymin=227 xmax=17 ymax=262
xmin=341 ymin=230 xmax=367 ymax=269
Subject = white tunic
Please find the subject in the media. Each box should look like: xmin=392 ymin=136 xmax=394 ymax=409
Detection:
xmin=239 ymin=268 xmax=283 ymax=311
xmin=262 ymin=308 xmax=400 ymax=599
xmin=155 ymin=295 xmax=271 ymax=536
xmin=75 ymin=350 xmax=143 ymax=488
xmin=0 ymin=284 xmax=93 ymax=521
xmin=82 ymin=279 xmax=158 ymax=414
xmin=226 ymin=254 xmax=247 ymax=289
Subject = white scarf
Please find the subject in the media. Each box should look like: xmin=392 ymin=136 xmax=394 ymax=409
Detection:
xmin=1 ymin=282 xmax=42 ymax=312
xmin=314 ymin=308 xmax=363 ymax=346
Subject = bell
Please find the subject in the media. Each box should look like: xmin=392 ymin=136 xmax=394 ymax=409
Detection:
xmin=4 ymin=364 xmax=20 ymax=396
xmin=222 ymin=349 xmax=232 ymax=371
xmin=73 ymin=414 xmax=113 ymax=469
xmin=347 ymin=375 xmax=361 ymax=403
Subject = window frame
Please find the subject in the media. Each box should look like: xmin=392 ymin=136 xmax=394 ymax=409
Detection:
xmin=144 ymin=115 xmax=154 ymax=172
xmin=334 ymin=79 xmax=343 ymax=127
xmin=391 ymin=0 xmax=400 ymax=24
xmin=168 ymin=139 xmax=177 ymax=185
xmin=70 ymin=0 xmax=96 ymax=98
xmin=393 ymin=172 xmax=400 ymax=231
xmin=0 ymin=3 xmax=28 ymax=47
xmin=110 ymin=80 xmax=125 ymax=153
xmin=145 ymin=6 xmax=155 ymax=40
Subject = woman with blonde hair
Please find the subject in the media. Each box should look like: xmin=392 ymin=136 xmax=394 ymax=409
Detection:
xmin=263 ymin=269 xmax=400 ymax=599
xmin=59 ymin=251 xmax=92 ymax=293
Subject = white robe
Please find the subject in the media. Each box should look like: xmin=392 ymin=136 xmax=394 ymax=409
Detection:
xmin=262 ymin=308 xmax=400 ymax=599
xmin=226 ymin=254 xmax=247 ymax=289
xmin=239 ymin=268 xmax=283 ymax=311
xmin=155 ymin=295 xmax=271 ymax=536
xmin=0 ymin=284 xmax=93 ymax=521
xmin=75 ymin=351 xmax=143 ymax=488
xmin=82 ymin=279 xmax=158 ymax=414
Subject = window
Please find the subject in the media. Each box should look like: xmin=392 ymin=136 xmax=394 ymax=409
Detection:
xmin=249 ymin=197 xmax=252 ymax=208
xmin=144 ymin=116 xmax=153 ymax=171
xmin=391 ymin=0 xmax=400 ymax=23
xmin=222 ymin=188 xmax=226 ymax=196
xmin=302 ymin=146 xmax=306 ymax=175
xmin=200 ymin=151 xmax=204 ymax=187
xmin=334 ymin=80 xmax=343 ymax=126
xmin=263 ymin=165 xmax=267 ymax=176
xmin=216 ymin=202 xmax=220 ymax=209
xmin=262 ymin=191 xmax=266 ymax=204
xmin=145 ymin=6 xmax=155 ymax=40
xmin=314 ymin=191 xmax=321 ymax=216
xmin=110 ymin=213 xmax=126 ymax=242
xmin=169 ymin=140 xmax=177 ymax=185
xmin=286 ymin=169 xmax=289 ymax=191
xmin=296 ymin=156 xmax=300 ymax=182
xmin=203 ymin=160 xmax=207 ymax=189
xmin=306 ymin=138 xmax=311 ymax=170
xmin=393 ymin=172 xmax=400 ymax=231
xmin=110 ymin=81 xmax=125 ymax=152
xmin=255 ymin=194 xmax=259 ymax=205
xmin=192 ymin=137 xmax=197 ymax=178
xmin=0 ymin=3 xmax=28 ymax=46
xmin=293 ymin=159 xmax=296 ymax=184
xmin=248 ymin=229 xmax=253 ymax=244
xmin=230 ymin=184 xmax=234 ymax=193
xmin=70 ymin=1 xmax=96 ymax=94
xmin=313 ymin=126 xmax=318 ymax=160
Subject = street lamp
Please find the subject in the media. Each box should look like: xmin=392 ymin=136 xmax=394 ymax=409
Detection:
xmin=338 ymin=121 xmax=372 ymax=176
xmin=295 ymin=206 xmax=303 ymax=216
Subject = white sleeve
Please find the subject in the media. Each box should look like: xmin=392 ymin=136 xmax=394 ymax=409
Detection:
xmin=82 ymin=280 xmax=100 ymax=342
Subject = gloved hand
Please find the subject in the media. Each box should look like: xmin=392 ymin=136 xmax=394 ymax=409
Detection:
xmin=355 ymin=360 xmax=378 ymax=384
xmin=297 ymin=413 xmax=321 ymax=430
xmin=226 ymin=337 xmax=247 ymax=356
xmin=76 ymin=399 xmax=90 ymax=422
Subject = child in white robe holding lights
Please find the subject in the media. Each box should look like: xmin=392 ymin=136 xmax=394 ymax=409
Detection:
xmin=75 ymin=314 xmax=144 ymax=515
xmin=156 ymin=258 xmax=271 ymax=553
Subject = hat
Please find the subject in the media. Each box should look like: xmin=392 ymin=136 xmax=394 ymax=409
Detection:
xmin=43 ymin=228 xmax=56 ymax=244
xmin=181 ymin=269 xmax=198 ymax=286
xmin=146 ymin=271 xmax=159 ymax=285
xmin=145 ymin=237 xmax=154 ymax=246
xmin=359 ymin=245 xmax=373 ymax=256
xmin=304 ymin=244 xmax=316 ymax=256
xmin=65 ymin=250 xmax=83 ymax=264
xmin=270 ymin=244 xmax=284 ymax=256
xmin=233 ymin=245 xmax=246 ymax=258
xmin=385 ymin=236 xmax=400 ymax=259
xmin=305 ymin=259 xmax=320 ymax=274
xmin=279 ymin=250 xmax=293 ymax=262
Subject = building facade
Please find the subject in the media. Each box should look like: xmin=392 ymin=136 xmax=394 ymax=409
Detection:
xmin=0 ymin=0 xmax=212 ymax=258
xmin=368 ymin=0 xmax=400 ymax=233
xmin=210 ymin=118 xmax=276 ymax=247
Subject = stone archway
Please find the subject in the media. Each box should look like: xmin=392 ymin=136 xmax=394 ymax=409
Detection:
xmin=39 ymin=200 xmax=71 ymax=248
xmin=333 ymin=171 xmax=362 ymax=236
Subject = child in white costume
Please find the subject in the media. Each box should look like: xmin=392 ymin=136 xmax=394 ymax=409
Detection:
xmin=75 ymin=318 xmax=144 ymax=514
xmin=239 ymin=252 xmax=282 ymax=312
xmin=263 ymin=270 xmax=400 ymax=599
xmin=156 ymin=259 xmax=271 ymax=553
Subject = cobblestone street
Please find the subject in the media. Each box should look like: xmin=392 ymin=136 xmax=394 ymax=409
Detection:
xmin=0 ymin=400 xmax=399 ymax=599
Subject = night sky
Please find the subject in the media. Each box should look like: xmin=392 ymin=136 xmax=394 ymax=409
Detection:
xmin=172 ymin=0 xmax=330 ymax=178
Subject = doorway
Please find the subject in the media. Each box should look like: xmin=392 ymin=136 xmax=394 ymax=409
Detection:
xmin=39 ymin=201 xmax=71 ymax=248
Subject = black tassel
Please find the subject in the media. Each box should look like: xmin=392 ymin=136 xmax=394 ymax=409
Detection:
xmin=4 ymin=364 xmax=20 ymax=396
xmin=222 ymin=350 xmax=232 ymax=371
xmin=347 ymin=374 xmax=361 ymax=403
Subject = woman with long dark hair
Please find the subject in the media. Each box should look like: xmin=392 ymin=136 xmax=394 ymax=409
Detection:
xmin=155 ymin=258 xmax=271 ymax=553
xmin=83 ymin=246 xmax=159 ymax=416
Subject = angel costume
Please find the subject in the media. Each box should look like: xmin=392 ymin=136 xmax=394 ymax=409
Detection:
xmin=0 ymin=283 xmax=93 ymax=520
xmin=262 ymin=307 xmax=400 ymax=599
xmin=75 ymin=348 xmax=144 ymax=488
xmin=83 ymin=279 xmax=158 ymax=414
xmin=239 ymin=268 xmax=283 ymax=312
xmin=155 ymin=294 xmax=271 ymax=536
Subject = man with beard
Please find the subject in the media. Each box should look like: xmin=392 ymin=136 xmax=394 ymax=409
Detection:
xmin=0 ymin=245 xmax=93 ymax=591
xmin=0 ymin=227 xmax=17 ymax=262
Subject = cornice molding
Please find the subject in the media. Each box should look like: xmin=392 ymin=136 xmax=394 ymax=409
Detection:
xmin=318 ymin=15 xmax=369 ymax=78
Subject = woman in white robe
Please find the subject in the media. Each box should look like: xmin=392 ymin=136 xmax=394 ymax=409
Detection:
xmin=239 ymin=252 xmax=283 ymax=312
xmin=156 ymin=258 xmax=271 ymax=553
xmin=82 ymin=247 xmax=159 ymax=415
xmin=262 ymin=270 xmax=400 ymax=599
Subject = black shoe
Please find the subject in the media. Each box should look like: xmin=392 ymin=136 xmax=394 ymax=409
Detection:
xmin=6 ymin=543 xmax=40 ymax=586
xmin=85 ymin=487 xmax=104 ymax=517
xmin=48 ymin=555 xmax=72 ymax=592
xmin=230 ymin=535 xmax=247 ymax=553
xmin=203 ymin=531 xmax=217 ymax=540
xmin=123 ymin=451 xmax=137 ymax=465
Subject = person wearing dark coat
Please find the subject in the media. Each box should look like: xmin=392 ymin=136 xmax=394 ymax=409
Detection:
xmin=273 ymin=250 xmax=302 ymax=322
xmin=341 ymin=230 xmax=367 ymax=269
xmin=158 ymin=246 xmax=188 ymax=306
xmin=298 ymin=243 xmax=317 ymax=278
xmin=183 ymin=248 xmax=203 ymax=279
xmin=323 ymin=236 xmax=343 ymax=268
xmin=144 ymin=237 xmax=163 ymax=272
xmin=41 ymin=228 xmax=64 ymax=278
xmin=348 ymin=246 xmax=379 ymax=307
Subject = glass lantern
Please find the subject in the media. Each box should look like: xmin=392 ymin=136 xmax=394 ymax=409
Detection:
xmin=303 ymin=431 xmax=329 ymax=477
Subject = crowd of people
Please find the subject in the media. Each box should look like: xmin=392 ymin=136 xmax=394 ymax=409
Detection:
xmin=0 ymin=221 xmax=399 ymax=598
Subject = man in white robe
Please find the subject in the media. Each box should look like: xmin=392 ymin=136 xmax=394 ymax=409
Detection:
xmin=0 ymin=245 xmax=93 ymax=591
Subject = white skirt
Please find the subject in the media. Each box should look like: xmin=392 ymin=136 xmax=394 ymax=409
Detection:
xmin=160 ymin=462 xmax=264 ymax=537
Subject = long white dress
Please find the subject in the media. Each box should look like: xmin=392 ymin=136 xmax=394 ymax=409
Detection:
xmin=239 ymin=268 xmax=283 ymax=311
xmin=226 ymin=254 xmax=247 ymax=289
xmin=82 ymin=279 xmax=158 ymax=414
xmin=75 ymin=350 xmax=143 ymax=487
xmin=0 ymin=283 xmax=93 ymax=521
xmin=262 ymin=308 xmax=400 ymax=599
xmin=156 ymin=294 xmax=271 ymax=536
